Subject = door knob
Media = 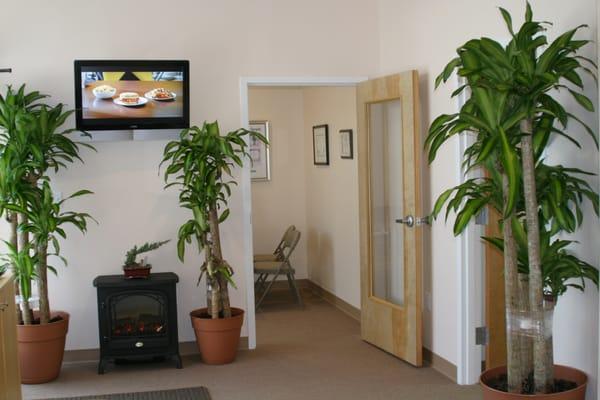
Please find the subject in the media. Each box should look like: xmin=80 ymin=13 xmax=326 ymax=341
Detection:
xmin=395 ymin=215 xmax=415 ymax=227
xmin=395 ymin=215 xmax=430 ymax=228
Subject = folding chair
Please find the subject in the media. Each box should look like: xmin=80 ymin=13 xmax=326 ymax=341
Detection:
xmin=253 ymin=225 xmax=296 ymax=263
xmin=254 ymin=229 xmax=303 ymax=310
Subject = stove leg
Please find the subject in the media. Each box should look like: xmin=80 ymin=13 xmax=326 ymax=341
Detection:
xmin=174 ymin=354 xmax=183 ymax=369
xmin=98 ymin=359 xmax=106 ymax=375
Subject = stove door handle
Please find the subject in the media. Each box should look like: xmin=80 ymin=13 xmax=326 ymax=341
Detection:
xmin=135 ymin=341 xmax=144 ymax=348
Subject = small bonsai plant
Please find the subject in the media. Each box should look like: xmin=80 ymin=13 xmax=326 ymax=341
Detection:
xmin=123 ymin=240 xmax=170 ymax=268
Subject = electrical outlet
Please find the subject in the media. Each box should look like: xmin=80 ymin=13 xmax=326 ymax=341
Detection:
xmin=52 ymin=190 xmax=62 ymax=202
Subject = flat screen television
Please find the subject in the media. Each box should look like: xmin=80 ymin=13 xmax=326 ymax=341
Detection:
xmin=74 ymin=60 xmax=189 ymax=131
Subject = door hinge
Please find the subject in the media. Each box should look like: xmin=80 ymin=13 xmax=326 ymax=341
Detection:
xmin=475 ymin=326 xmax=489 ymax=346
xmin=475 ymin=207 xmax=488 ymax=225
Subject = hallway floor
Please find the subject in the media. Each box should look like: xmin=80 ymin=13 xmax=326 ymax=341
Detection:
xmin=23 ymin=292 xmax=481 ymax=399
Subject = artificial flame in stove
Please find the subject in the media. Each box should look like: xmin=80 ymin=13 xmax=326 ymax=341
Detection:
xmin=113 ymin=315 xmax=166 ymax=337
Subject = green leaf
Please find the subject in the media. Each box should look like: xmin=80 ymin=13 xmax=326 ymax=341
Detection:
xmin=568 ymin=89 xmax=594 ymax=112
xmin=499 ymin=7 xmax=514 ymax=36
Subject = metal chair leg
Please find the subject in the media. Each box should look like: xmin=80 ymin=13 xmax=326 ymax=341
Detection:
xmin=255 ymin=271 xmax=281 ymax=311
xmin=287 ymin=272 xmax=304 ymax=307
xmin=256 ymin=273 xmax=269 ymax=294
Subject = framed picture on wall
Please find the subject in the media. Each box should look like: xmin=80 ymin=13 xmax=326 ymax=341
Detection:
xmin=313 ymin=124 xmax=329 ymax=165
xmin=340 ymin=129 xmax=353 ymax=159
xmin=249 ymin=120 xmax=271 ymax=181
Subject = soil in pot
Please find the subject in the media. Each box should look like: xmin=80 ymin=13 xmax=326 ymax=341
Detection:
xmin=480 ymin=365 xmax=587 ymax=400
xmin=487 ymin=372 xmax=577 ymax=394
xmin=190 ymin=307 xmax=244 ymax=365
xmin=18 ymin=311 xmax=69 ymax=384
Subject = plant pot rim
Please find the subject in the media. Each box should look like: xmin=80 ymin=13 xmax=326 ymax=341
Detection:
xmin=480 ymin=364 xmax=588 ymax=398
xmin=190 ymin=307 xmax=244 ymax=320
xmin=17 ymin=310 xmax=70 ymax=327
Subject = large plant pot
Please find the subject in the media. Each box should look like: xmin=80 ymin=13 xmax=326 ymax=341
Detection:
xmin=190 ymin=307 xmax=244 ymax=365
xmin=17 ymin=311 xmax=69 ymax=384
xmin=480 ymin=365 xmax=587 ymax=400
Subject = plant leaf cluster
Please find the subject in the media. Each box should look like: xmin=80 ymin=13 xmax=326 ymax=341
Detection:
xmin=0 ymin=84 xmax=96 ymax=310
xmin=426 ymin=4 xmax=598 ymax=299
xmin=161 ymin=121 xmax=266 ymax=265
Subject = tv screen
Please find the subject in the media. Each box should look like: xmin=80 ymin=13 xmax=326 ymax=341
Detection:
xmin=74 ymin=60 xmax=189 ymax=131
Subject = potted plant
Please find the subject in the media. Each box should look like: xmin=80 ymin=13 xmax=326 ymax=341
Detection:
xmin=0 ymin=85 xmax=95 ymax=383
xmin=122 ymin=240 xmax=170 ymax=278
xmin=161 ymin=121 xmax=266 ymax=364
xmin=426 ymin=4 xmax=598 ymax=398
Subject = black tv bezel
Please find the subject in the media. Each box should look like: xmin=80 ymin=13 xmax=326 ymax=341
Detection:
xmin=74 ymin=60 xmax=190 ymax=131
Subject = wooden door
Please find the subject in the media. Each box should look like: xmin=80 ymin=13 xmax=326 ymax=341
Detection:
xmin=0 ymin=273 xmax=22 ymax=400
xmin=357 ymin=71 xmax=423 ymax=366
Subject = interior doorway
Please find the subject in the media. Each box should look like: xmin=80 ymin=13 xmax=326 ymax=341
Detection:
xmin=241 ymin=80 xmax=364 ymax=348
xmin=240 ymin=72 xmax=428 ymax=373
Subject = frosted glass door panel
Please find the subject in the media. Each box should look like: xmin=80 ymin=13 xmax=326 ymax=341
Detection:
xmin=369 ymin=100 xmax=404 ymax=306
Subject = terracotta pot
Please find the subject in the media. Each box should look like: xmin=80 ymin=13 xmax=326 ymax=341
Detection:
xmin=480 ymin=365 xmax=587 ymax=400
xmin=190 ymin=307 xmax=244 ymax=365
xmin=17 ymin=311 xmax=69 ymax=384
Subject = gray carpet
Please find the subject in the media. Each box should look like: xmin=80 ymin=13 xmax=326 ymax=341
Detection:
xmin=24 ymin=291 xmax=481 ymax=400
xmin=44 ymin=387 xmax=210 ymax=400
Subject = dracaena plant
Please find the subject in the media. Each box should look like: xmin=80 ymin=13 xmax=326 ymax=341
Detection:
xmin=426 ymin=4 xmax=598 ymax=395
xmin=7 ymin=182 xmax=95 ymax=324
xmin=161 ymin=121 xmax=266 ymax=319
xmin=0 ymin=84 xmax=96 ymax=325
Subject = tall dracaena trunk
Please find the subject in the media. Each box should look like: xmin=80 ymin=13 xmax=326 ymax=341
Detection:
xmin=18 ymin=213 xmax=33 ymax=325
xmin=501 ymin=170 xmax=523 ymax=393
xmin=36 ymin=240 xmax=50 ymax=324
xmin=517 ymin=274 xmax=533 ymax=386
xmin=520 ymin=118 xmax=551 ymax=394
xmin=204 ymin=244 xmax=220 ymax=319
xmin=8 ymin=212 xmax=23 ymax=324
xmin=208 ymin=206 xmax=232 ymax=319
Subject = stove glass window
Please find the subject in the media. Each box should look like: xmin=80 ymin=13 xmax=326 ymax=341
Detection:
xmin=110 ymin=292 xmax=167 ymax=337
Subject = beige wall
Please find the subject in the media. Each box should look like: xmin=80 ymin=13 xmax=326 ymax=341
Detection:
xmin=303 ymin=87 xmax=360 ymax=308
xmin=249 ymin=87 xmax=308 ymax=278
xmin=249 ymin=86 xmax=360 ymax=307
xmin=1 ymin=0 xmax=379 ymax=350
xmin=377 ymin=0 xmax=599 ymax=395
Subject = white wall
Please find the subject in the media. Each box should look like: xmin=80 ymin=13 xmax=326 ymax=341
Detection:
xmin=303 ymin=87 xmax=361 ymax=308
xmin=376 ymin=0 xmax=599 ymax=396
xmin=249 ymin=87 xmax=308 ymax=278
xmin=1 ymin=0 xmax=380 ymax=350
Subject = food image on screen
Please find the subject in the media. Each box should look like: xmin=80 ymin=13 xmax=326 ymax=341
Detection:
xmin=80 ymin=70 xmax=184 ymax=119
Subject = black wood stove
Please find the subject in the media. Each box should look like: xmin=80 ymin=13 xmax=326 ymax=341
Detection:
xmin=93 ymin=272 xmax=182 ymax=374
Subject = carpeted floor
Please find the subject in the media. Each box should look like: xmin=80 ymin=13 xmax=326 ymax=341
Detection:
xmin=23 ymin=291 xmax=481 ymax=400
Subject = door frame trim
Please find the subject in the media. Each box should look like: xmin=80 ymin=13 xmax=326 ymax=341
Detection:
xmin=455 ymin=77 xmax=485 ymax=385
xmin=239 ymin=76 xmax=367 ymax=349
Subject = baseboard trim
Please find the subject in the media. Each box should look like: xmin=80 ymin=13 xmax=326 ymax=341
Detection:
xmin=305 ymin=280 xmax=361 ymax=322
xmin=64 ymin=337 xmax=250 ymax=364
xmin=423 ymin=347 xmax=457 ymax=382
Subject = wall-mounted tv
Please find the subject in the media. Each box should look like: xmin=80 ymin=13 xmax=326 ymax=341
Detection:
xmin=74 ymin=60 xmax=189 ymax=131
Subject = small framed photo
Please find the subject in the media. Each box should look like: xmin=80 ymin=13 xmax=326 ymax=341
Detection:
xmin=340 ymin=129 xmax=353 ymax=159
xmin=313 ymin=124 xmax=329 ymax=165
xmin=249 ymin=120 xmax=271 ymax=181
